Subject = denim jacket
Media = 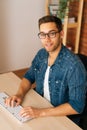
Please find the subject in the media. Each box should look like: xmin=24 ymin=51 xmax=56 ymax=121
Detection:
xmin=24 ymin=45 xmax=87 ymax=113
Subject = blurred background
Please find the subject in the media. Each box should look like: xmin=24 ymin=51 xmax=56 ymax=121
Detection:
xmin=0 ymin=0 xmax=45 ymax=73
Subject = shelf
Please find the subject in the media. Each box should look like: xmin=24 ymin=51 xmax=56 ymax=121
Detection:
xmin=67 ymin=22 xmax=78 ymax=28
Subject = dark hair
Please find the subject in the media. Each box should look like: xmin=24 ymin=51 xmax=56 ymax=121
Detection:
xmin=38 ymin=15 xmax=62 ymax=32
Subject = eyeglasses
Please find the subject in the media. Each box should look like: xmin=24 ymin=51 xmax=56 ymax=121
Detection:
xmin=38 ymin=31 xmax=59 ymax=39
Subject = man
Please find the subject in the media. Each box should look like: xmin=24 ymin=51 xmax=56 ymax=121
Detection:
xmin=5 ymin=15 xmax=87 ymax=124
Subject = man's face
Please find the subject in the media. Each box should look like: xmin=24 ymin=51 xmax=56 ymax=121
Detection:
xmin=39 ymin=22 xmax=62 ymax=53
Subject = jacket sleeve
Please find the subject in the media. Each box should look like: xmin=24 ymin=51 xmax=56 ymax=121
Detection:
xmin=67 ymin=61 xmax=87 ymax=113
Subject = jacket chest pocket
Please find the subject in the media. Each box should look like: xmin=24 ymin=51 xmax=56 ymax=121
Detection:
xmin=52 ymin=78 xmax=67 ymax=95
xmin=53 ymin=80 xmax=62 ymax=94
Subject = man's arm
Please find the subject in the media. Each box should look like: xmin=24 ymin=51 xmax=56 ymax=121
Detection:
xmin=40 ymin=103 xmax=79 ymax=116
xmin=20 ymin=103 xmax=78 ymax=118
xmin=16 ymin=78 xmax=32 ymax=98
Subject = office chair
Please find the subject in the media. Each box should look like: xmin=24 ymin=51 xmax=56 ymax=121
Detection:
xmin=68 ymin=54 xmax=87 ymax=129
xmin=77 ymin=54 xmax=87 ymax=130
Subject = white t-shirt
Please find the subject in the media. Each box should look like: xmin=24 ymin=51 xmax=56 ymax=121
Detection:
xmin=43 ymin=66 xmax=50 ymax=102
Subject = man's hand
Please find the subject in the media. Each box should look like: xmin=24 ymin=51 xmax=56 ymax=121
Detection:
xmin=20 ymin=106 xmax=46 ymax=118
xmin=5 ymin=95 xmax=23 ymax=107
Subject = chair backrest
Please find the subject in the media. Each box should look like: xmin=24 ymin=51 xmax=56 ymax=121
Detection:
xmin=77 ymin=54 xmax=87 ymax=114
xmin=77 ymin=54 xmax=87 ymax=71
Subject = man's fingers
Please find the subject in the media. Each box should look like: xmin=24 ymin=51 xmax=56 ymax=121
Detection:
xmin=5 ymin=97 xmax=12 ymax=106
xmin=5 ymin=97 xmax=17 ymax=107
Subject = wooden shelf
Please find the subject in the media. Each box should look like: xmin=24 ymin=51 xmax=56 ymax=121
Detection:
xmin=67 ymin=23 xmax=78 ymax=28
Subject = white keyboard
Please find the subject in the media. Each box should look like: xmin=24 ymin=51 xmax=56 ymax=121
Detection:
xmin=0 ymin=92 xmax=32 ymax=123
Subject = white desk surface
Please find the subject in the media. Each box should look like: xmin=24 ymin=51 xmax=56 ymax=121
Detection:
xmin=0 ymin=72 xmax=82 ymax=130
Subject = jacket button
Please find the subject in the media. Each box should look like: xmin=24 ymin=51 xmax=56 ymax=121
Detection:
xmin=56 ymin=81 xmax=59 ymax=83
xmin=34 ymin=68 xmax=37 ymax=71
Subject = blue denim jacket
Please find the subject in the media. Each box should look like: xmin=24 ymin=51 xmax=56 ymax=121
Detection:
xmin=24 ymin=45 xmax=87 ymax=113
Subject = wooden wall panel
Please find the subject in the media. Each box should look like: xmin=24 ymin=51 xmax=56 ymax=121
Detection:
xmin=13 ymin=68 xmax=28 ymax=79
xmin=79 ymin=0 xmax=87 ymax=55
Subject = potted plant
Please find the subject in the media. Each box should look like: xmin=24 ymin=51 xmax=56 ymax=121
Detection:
xmin=57 ymin=0 xmax=79 ymax=19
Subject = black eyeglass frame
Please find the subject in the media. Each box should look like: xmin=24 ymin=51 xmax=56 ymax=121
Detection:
xmin=38 ymin=31 xmax=59 ymax=39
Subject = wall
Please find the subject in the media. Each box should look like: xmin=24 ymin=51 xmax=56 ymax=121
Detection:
xmin=0 ymin=0 xmax=45 ymax=73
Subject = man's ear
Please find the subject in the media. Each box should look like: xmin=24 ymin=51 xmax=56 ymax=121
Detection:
xmin=60 ymin=30 xmax=64 ymax=39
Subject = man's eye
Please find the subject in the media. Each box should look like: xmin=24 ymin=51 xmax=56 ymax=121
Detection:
xmin=50 ymin=32 xmax=55 ymax=35
xmin=40 ymin=33 xmax=45 ymax=36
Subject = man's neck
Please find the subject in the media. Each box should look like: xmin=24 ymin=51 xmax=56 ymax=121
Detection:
xmin=48 ymin=44 xmax=62 ymax=66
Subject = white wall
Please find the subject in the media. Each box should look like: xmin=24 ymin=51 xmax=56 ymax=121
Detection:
xmin=0 ymin=0 xmax=45 ymax=73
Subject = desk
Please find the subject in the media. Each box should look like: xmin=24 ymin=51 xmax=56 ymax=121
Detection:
xmin=0 ymin=72 xmax=82 ymax=130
